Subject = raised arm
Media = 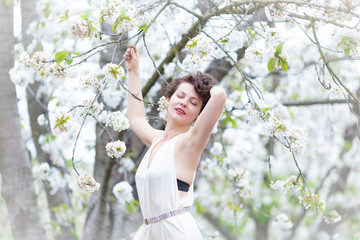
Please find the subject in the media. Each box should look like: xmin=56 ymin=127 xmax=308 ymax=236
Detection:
xmin=188 ymin=85 xmax=227 ymax=151
xmin=125 ymin=46 xmax=161 ymax=146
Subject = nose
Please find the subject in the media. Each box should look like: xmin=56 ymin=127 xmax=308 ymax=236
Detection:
xmin=180 ymin=98 xmax=187 ymax=107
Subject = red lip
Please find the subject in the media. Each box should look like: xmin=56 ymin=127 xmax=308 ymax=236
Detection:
xmin=175 ymin=108 xmax=185 ymax=115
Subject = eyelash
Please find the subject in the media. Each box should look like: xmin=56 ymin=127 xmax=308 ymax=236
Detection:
xmin=177 ymin=94 xmax=197 ymax=105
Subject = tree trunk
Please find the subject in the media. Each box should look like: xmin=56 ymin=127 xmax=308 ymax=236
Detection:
xmin=0 ymin=2 xmax=47 ymax=240
xmin=82 ymin=24 xmax=137 ymax=240
xmin=20 ymin=0 xmax=77 ymax=238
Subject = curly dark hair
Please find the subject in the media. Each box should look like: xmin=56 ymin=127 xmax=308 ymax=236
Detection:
xmin=163 ymin=72 xmax=218 ymax=111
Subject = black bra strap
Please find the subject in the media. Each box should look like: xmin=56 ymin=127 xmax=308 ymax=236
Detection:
xmin=177 ymin=178 xmax=190 ymax=192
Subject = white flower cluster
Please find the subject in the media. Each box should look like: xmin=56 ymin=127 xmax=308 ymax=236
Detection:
xmin=19 ymin=51 xmax=67 ymax=79
xmin=38 ymin=134 xmax=64 ymax=167
xmin=270 ymin=175 xmax=303 ymax=193
xmin=186 ymin=33 xmax=213 ymax=58
xmin=64 ymin=15 xmax=90 ymax=39
xmin=182 ymin=55 xmax=203 ymax=71
xmin=227 ymin=168 xmax=251 ymax=198
xmin=79 ymin=100 xmax=104 ymax=117
xmin=76 ymin=172 xmax=100 ymax=192
xmin=102 ymin=63 xmax=125 ymax=82
xmin=210 ymin=142 xmax=223 ymax=156
xmin=32 ymin=162 xmax=50 ymax=180
xmin=246 ymin=28 xmax=285 ymax=64
xmin=333 ymin=28 xmax=360 ymax=57
xmin=52 ymin=112 xmax=74 ymax=135
xmin=80 ymin=64 xmax=125 ymax=91
xmin=157 ymin=96 xmax=168 ymax=120
xmin=99 ymin=110 xmax=129 ymax=132
xmin=118 ymin=158 xmax=135 ymax=173
xmin=33 ymin=162 xmax=68 ymax=195
xmin=287 ymin=126 xmax=309 ymax=155
xmin=324 ymin=210 xmax=341 ymax=224
xmin=266 ymin=117 xmax=288 ymax=136
xmin=112 ymin=181 xmax=134 ymax=207
xmin=244 ymin=101 xmax=272 ymax=123
xmin=80 ymin=72 xmax=106 ymax=90
xmin=106 ymin=140 xmax=127 ymax=158
xmin=328 ymin=85 xmax=344 ymax=99
xmin=101 ymin=0 xmax=148 ymax=33
xmin=183 ymin=33 xmax=213 ymax=71
xmin=245 ymin=101 xmax=309 ymax=155
xmin=265 ymin=3 xmax=294 ymax=22
xmin=299 ymin=192 xmax=326 ymax=213
xmin=9 ymin=61 xmax=35 ymax=87
xmin=273 ymin=213 xmax=293 ymax=230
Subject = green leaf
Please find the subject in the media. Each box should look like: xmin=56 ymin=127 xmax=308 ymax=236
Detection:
xmin=275 ymin=43 xmax=282 ymax=57
xmin=72 ymin=52 xmax=81 ymax=56
xmin=220 ymin=38 xmax=229 ymax=43
xmin=55 ymin=51 xmax=69 ymax=65
xmin=83 ymin=9 xmax=92 ymax=20
xmin=59 ymin=9 xmax=69 ymax=23
xmin=279 ymin=58 xmax=288 ymax=71
xmin=66 ymin=57 xmax=73 ymax=65
xmin=138 ymin=23 xmax=148 ymax=33
xmin=267 ymin=58 xmax=276 ymax=71
xmin=344 ymin=47 xmax=350 ymax=57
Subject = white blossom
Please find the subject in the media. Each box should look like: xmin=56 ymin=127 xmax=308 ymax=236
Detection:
xmin=32 ymin=162 xmax=50 ymax=180
xmin=228 ymin=168 xmax=251 ymax=198
xmin=113 ymin=181 xmax=134 ymax=207
xmin=99 ymin=110 xmax=129 ymax=132
xmin=80 ymin=72 xmax=106 ymax=90
xmin=76 ymin=172 xmax=100 ymax=192
xmin=18 ymin=51 xmax=67 ymax=78
xmin=64 ymin=15 xmax=90 ymax=38
xmin=244 ymin=101 xmax=273 ymax=123
xmin=48 ymin=168 xmax=68 ymax=195
xmin=102 ymin=63 xmax=125 ymax=82
xmin=328 ymin=85 xmax=344 ymax=99
xmin=270 ymin=180 xmax=287 ymax=193
xmin=332 ymin=27 xmax=360 ymax=57
xmin=52 ymin=112 xmax=74 ymax=134
xmin=324 ymin=210 xmax=341 ymax=224
xmin=273 ymin=213 xmax=293 ymax=230
xmin=225 ymin=98 xmax=234 ymax=112
xmin=210 ymin=142 xmax=223 ymax=156
xmin=118 ymin=158 xmax=135 ymax=173
xmin=37 ymin=114 xmax=48 ymax=126
xmin=186 ymin=33 xmax=213 ymax=59
xmin=79 ymin=100 xmax=103 ymax=117
xmin=287 ymin=126 xmax=309 ymax=155
xmin=265 ymin=4 xmax=294 ymax=22
xmin=182 ymin=54 xmax=203 ymax=71
xmin=299 ymin=192 xmax=326 ymax=213
xmin=106 ymin=140 xmax=127 ymax=158
xmin=157 ymin=96 xmax=168 ymax=120
xmin=101 ymin=0 xmax=149 ymax=33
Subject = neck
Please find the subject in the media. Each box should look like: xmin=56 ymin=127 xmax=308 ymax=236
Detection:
xmin=163 ymin=122 xmax=190 ymax=141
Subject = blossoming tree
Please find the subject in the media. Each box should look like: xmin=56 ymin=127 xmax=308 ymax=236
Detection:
xmin=2 ymin=0 xmax=360 ymax=240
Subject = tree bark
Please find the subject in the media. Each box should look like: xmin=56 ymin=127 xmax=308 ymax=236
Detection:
xmin=82 ymin=24 xmax=135 ymax=240
xmin=20 ymin=0 xmax=77 ymax=238
xmin=0 ymin=2 xmax=47 ymax=240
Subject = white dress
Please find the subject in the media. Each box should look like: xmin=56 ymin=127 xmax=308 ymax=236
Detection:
xmin=133 ymin=134 xmax=203 ymax=240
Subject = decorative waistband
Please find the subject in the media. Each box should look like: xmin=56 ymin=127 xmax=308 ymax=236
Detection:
xmin=144 ymin=207 xmax=189 ymax=225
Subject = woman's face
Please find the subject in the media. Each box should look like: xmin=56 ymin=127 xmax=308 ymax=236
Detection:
xmin=167 ymin=82 xmax=203 ymax=126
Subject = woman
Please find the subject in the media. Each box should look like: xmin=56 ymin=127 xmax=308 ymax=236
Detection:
xmin=125 ymin=46 xmax=226 ymax=240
